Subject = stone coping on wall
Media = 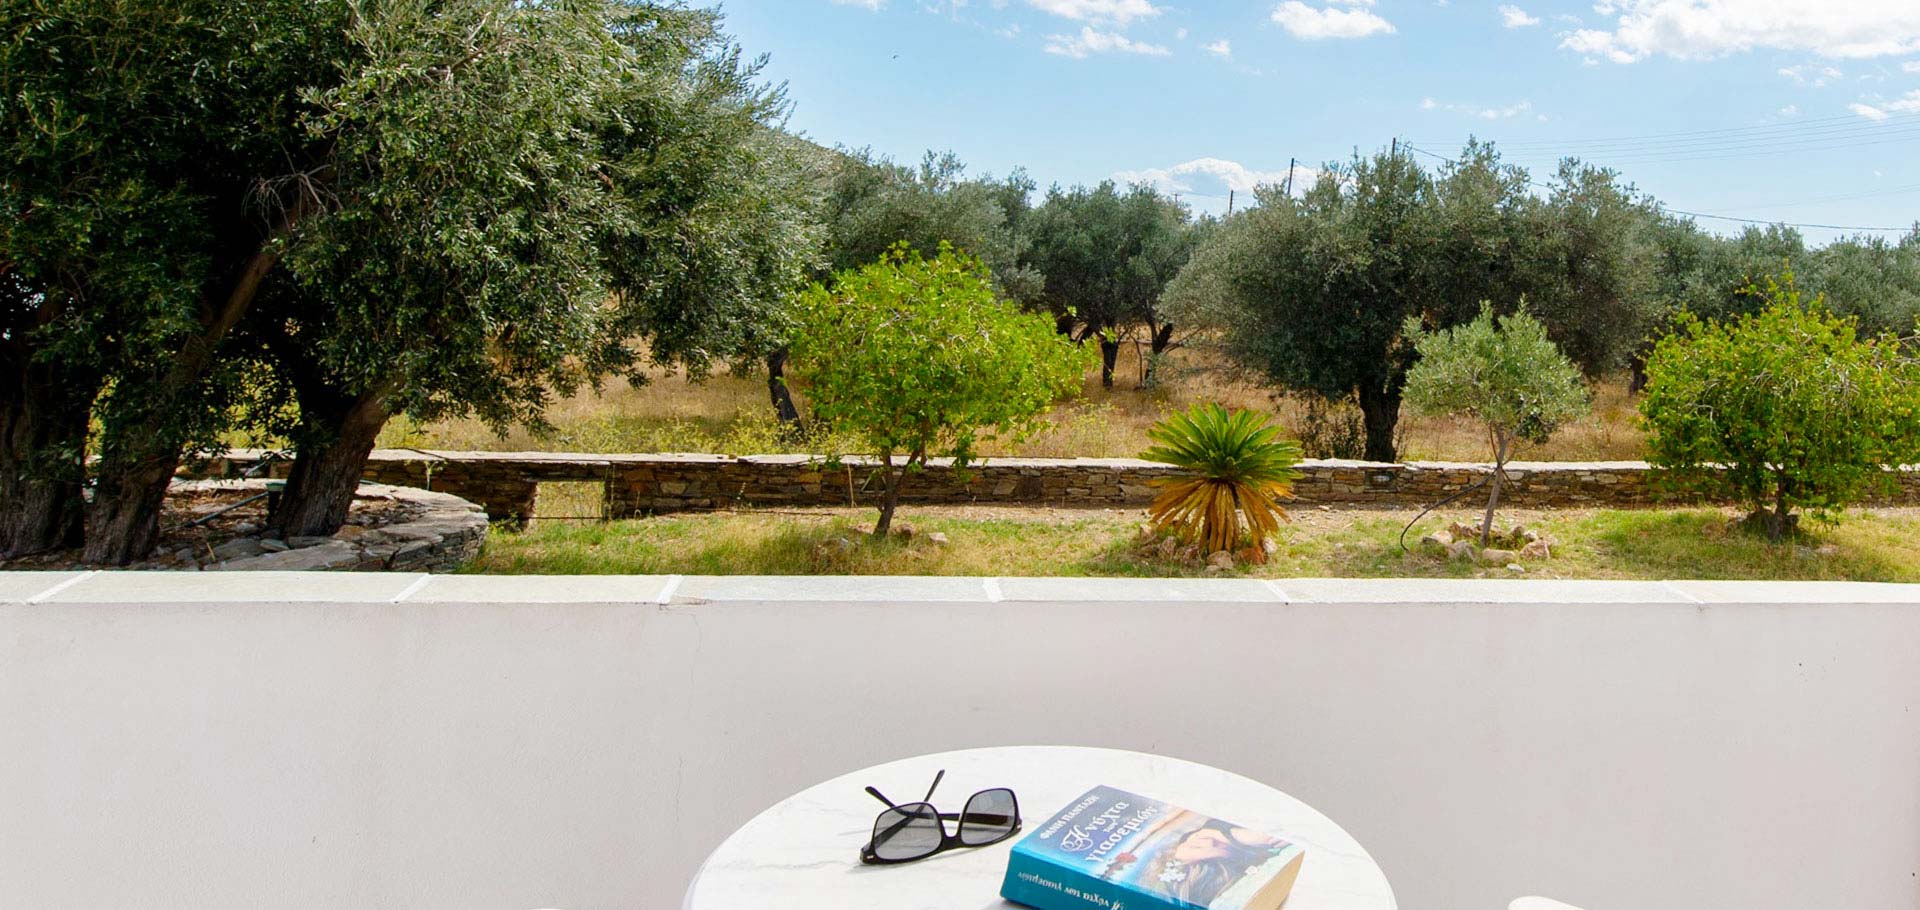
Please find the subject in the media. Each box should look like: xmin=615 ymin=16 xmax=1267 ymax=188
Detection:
xmin=5 ymin=571 xmax=1920 ymax=605
xmin=198 ymin=449 xmax=1920 ymax=523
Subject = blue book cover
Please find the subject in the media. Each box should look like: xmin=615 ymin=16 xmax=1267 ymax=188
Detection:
xmin=1000 ymin=785 xmax=1306 ymax=910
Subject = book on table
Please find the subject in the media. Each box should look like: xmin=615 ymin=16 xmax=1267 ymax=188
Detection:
xmin=1000 ymin=785 xmax=1305 ymax=910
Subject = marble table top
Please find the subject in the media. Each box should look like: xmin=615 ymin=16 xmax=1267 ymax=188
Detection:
xmin=684 ymin=745 xmax=1396 ymax=910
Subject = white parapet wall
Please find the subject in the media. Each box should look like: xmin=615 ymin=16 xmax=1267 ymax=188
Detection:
xmin=2 ymin=573 xmax=1918 ymax=910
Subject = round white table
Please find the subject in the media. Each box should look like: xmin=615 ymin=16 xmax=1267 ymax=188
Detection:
xmin=684 ymin=746 xmax=1396 ymax=910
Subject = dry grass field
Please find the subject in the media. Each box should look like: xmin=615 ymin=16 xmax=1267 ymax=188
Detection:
xmin=382 ymin=341 xmax=1647 ymax=462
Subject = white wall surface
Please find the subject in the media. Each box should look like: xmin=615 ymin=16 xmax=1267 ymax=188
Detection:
xmin=2 ymin=574 xmax=1917 ymax=910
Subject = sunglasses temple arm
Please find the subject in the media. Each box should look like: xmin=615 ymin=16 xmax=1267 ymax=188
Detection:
xmin=864 ymin=786 xmax=898 ymax=808
xmin=922 ymin=769 xmax=945 ymax=803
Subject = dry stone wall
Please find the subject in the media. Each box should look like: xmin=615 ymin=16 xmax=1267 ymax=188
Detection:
xmin=201 ymin=450 xmax=1920 ymax=522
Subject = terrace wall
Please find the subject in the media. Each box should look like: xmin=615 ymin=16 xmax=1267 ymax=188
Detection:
xmin=202 ymin=449 xmax=1920 ymax=522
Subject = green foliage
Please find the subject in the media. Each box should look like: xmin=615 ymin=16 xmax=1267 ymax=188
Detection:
xmin=1404 ymin=303 xmax=1590 ymax=542
xmin=1024 ymin=181 xmax=1195 ymax=386
xmin=789 ymin=244 xmax=1088 ymax=534
xmin=1404 ymin=304 xmax=1590 ymax=447
xmin=1165 ymin=141 xmax=1657 ymax=461
xmin=820 ymin=150 xmax=1040 ymax=301
xmin=1639 ymin=278 xmax=1920 ymax=540
xmin=1140 ymin=404 xmax=1302 ymax=558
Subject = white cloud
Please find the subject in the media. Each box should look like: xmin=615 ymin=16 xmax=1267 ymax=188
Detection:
xmin=1848 ymin=89 xmax=1920 ymax=120
xmin=831 ymin=0 xmax=885 ymax=8
xmin=1113 ymin=157 xmax=1320 ymax=201
xmin=1904 ymin=60 xmax=1920 ymax=73
xmin=1027 ymin=0 xmax=1160 ymax=25
xmin=1422 ymin=97 xmax=1539 ymax=119
xmin=1561 ymin=0 xmax=1920 ymax=64
xmin=1044 ymin=26 xmax=1173 ymax=57
xmin=1176 ymin=27 xmax=1189 ymax=40
xmin=1271 ymin=1 xmax=1395 ymax=39
xmin=1777 ymin=64 xmax=1842 ymax=86
xmin=1499 ymin=5 xmax=1540 ymax=28
xmin=1204 ymin=39 xmax=1232 ymax=57
xmin=1778 ymin=103 xmax=1798 ymax=115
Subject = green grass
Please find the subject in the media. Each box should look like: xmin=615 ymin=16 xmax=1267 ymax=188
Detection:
xmin=468 ymin=505 xmax=1920 ymax=581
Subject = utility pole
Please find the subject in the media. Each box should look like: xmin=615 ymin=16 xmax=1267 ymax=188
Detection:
xmin=1283 ymin=156 xmax=1296 ymax=197
xmin=1226 ymin=189 xmax=1234 ymax=216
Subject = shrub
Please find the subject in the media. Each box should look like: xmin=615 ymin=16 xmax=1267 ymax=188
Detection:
xmin=1141 ymin=403 xmax=1302 ymax=560
xmin=1639 ymin=279 xmax=1920 ymax=540
xmin=789 ymin=243 xmax=1088 ymax=537
xmin=1403 ymin=303 xmax=1590 ymax=545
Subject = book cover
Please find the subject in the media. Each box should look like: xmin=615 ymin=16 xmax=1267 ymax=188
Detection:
xmin=1000 ymin=785 xmax=1306 ymax=910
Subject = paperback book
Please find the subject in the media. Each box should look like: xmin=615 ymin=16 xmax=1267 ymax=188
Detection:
xmin=1000 ymin=785 xmax=1305 ymax=910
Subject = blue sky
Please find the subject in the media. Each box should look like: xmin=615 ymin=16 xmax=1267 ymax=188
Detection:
xmin=719 ymin=0 xmax=1920 ymax=244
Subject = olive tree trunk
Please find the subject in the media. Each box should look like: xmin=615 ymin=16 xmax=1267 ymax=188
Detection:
xmin=0 ymin=368 xmax=96 ymax=557
xmin=766 ymin=350 xmax=801 ymax=427
xmin=1356 ymin=380 xmax=1403 ymax=464
xmin=82 ymin=451 xmax=180 ymax=565
xmin=1142 ymin=322 xmax=1176 ymax=388
xmin=1098 ymin=336 xmax=1121 ymax=390
xmin=269 ymin=388 xmax=393 ymax=539
xmin=1480 ymin=432 xmax=1511 ymax=547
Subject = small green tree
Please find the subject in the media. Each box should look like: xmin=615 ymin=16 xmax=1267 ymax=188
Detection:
xmin=1640 ymin=279 xmax=1920 ymax=541
xmin=1403 ymin=303 xmax=1590 ymax=545
xmin=789 ymin=244 xmax=1088 ymax=537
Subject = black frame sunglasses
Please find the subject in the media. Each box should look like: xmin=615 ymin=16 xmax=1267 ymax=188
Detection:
xmin=859 ymin=769 xmax=1022 ymax=865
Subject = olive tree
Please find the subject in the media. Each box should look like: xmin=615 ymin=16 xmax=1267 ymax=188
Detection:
xmin=1640 ymin=279 xmax=1920 ymax=541
xmin=1024 ymin=182 xmax=1195 ymax=388
xmin=1403 ymin=304 xmax=1590 ymax=545
xmin=788 ymin=245 xmax=1088 ymax=537
xmin=1 ymin=0 xmax=816 ymax=561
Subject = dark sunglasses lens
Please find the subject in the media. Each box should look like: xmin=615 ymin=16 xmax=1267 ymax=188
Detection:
xmin=871 ymin=803 xmax=943 ymax=861
xmin=959 ymin=789 xmax=1018 ymax=845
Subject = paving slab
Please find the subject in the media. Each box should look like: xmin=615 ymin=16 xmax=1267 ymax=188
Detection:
xmin=0 ymin=571 xmax=87 ymax=603
xmin=1275 ymin=578 xmax=1698 ymax=604
xmin=44 ymin=570 xmax=427 ymax=603
xmin=1667 ymin=580 xmax=1920 ymax=604
xmin=992 ymin=576 xmax=1284 ymax=603
xmin=673 ymin=574 xmax=990 ymax=603
xmin=404 ymin=574 xmax=675 ymax=603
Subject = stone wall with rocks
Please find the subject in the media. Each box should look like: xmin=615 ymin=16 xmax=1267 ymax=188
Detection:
xmin=201 ymin=449 xmax=1920 ymax=520
xmin=171 ymin=479 xmax=488 ymax=572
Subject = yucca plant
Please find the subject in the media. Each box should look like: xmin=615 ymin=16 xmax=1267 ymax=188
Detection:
xmin=1141 ymin=404 xmax=1303 ymax=560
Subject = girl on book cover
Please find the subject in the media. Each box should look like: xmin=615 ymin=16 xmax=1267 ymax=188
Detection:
xmin=1141 ymin=820 xmax=1291 ymax=907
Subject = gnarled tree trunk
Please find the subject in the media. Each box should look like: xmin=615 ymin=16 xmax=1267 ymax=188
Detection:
xmin=82 ymin=451 xmax=180 ymax=565
xmin=270 ymin=387 xmax=393 ymax=539
xmin=0 ymin=366 xmax=97 ymax=557
xmin=1356 ymin=379 xmax=1404 ymax=464
xmin=1098 ymin=336 xmax=1121 ymax=389
xmin=766 ymin=349 xmax=801 ymax=427
xmin=1142 ymin=322 xmax=1175 ymax=388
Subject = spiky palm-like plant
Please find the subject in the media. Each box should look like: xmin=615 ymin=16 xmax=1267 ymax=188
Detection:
xmin=1141 ymin=404 xmax=1303 ymax=560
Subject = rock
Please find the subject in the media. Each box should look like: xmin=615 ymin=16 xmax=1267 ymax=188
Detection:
xmin=211 ymin=537 xmax=266 ymax=561
xmin=333 ymin=524 xmax=370 ymax=540
xmin=927 ymin=531 xmax=950 ymax=546
xmin=1520 ymin=539 xmax=1552 ymax=560
xmin=1261 ymin=536 xmax=1279 ymax=555
xmin=1207 ymin=550 xmax=1235 ymax=569
xmin=287 ymin=536 xmax=332 ymax=549
xmin=1418 ymin=528 xmax=1454 ymax=554
xmin=1204 ymin=565 xmax=1226 ymax=574
xmin=1155 ymin=536 xmax=1180 ymax=558
xmin=214 ymin=540 xmax=361 ymax=571
xmin=1446 ymin=540 xmax=1477 ymax=562
xmin=258 ymin=538 xmax=290 ymax=553
xmin=893 ymin=524 xmax=915 ymax=540
xmin=172 ymin=547 xmax=198 ymax=563
xmin=1479 ymin=547 xmax=1519 ymax=566
xmin=1816 ymin=544 xmax=1840 ymax=557
xmin=1506 ymin=563 xmax=1526 ymax=573
xmin=1521 ymin=528 xmax=1542 ymax=543
xmin=232 ymin=521 xmax=260 ymax=535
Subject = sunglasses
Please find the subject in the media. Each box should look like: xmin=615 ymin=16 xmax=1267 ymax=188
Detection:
xmin=859 ymin=769 xmax=1022 ymax=864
